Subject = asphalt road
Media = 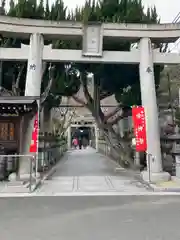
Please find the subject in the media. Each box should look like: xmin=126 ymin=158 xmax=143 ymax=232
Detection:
xmin=0 ymin=195 xmax=180 ymax=240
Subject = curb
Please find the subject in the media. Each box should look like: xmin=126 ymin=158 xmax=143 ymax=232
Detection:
xmin=148 ymin=184 xmax=180 ymax=192
xmin=32 ymin=163 xmax=59 ymax=191
xmin=25 ymin=165 xmax=58 ymax=192
xmin=133 ymin=175 xmax=155 ymax=191
xmin=2 ymin=191 xmax=180 ymax=198
xmin=133 ymin=179 xmax=180 ymax=193
xmin=98 ymin=151 xmax=155 ymax=191
xmin=33 ymin=167 xmax=57 ymax=192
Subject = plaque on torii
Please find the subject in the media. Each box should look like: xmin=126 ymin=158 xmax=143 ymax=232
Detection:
xmin=82 ymin=23 xmax=103 ymax=57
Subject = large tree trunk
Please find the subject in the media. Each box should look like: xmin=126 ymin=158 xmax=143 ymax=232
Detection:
xmin=43 ymin=105 xmax=52 ymax=133
xmin=72 ymin=72 xmax=134 ymax=169
xmin=95 ymin=115 xmax=134 ymax=168
xmin=93 ymin=78 xmax=133 ymax=168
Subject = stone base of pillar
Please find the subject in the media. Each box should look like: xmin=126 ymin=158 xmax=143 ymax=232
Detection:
xmin=134 ymin=152 xmax=140 ymax=166
xmin=141 ymin=170 xmax=171 ymax=183
xmin=8 ymin=172 xmax=41 ymax=182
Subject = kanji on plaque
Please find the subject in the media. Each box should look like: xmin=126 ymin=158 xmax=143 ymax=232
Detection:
xmin=132 ymin=106 xmax=147 ymax=152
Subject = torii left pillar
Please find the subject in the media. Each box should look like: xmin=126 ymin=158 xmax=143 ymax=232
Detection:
xmin=19 ymin=34 xmax=44 ymax=178
xmin=25 ymin=33 xmax=44 ymax=96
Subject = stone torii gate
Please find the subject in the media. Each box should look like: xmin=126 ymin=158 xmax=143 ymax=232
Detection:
xmin=1 ymin=16 xmax=180 ymax=181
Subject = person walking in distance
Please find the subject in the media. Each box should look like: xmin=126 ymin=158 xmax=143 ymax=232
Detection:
xmin=72 ymin=137 xmax=78 ymax=149
xmin=78 ymin=137 xmax=82 ymax=149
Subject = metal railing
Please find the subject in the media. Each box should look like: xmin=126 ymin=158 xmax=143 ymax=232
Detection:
xmin=146 ymin=153 xmax=155 ymax=183
xmin=97 ymin=139 xmax=180 ymax=182
xmin=99 ymin=142 xmax=111 ymax=156
xmin=38 ymin=144 xmax=67 ymax=173
xmin=97 ymin=140 xmax=128 ymax=163
xmin=0 ymin=154 xmax=36 ymax=191
xmin=0 ymin=143 xmax=67 ymax=193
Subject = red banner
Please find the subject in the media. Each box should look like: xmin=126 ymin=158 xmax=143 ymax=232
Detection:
xmin=132 ymin=106 xmax=147 ymax=152
xmin=29 ymin=113 xmax=38 ymax=153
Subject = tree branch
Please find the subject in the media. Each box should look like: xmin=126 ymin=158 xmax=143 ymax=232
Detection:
xmin=72 ymin=94 xmax=88 ymax=107
xmin=58 ymin=107 xmax=69 ymax=135
xmin=40 ymin=64 xmax=55 ymax=110
xmin=61 ymin=109 xmax=76 ymax=136
xmin=100 ymin=91 xmax=113 ymax=100
xmin=0 ymin=87 xmax=13 ymax=96
xmin=53 ymin=107 xmax=76 ymax=137
xmin=104 ymin=105 xmax=123 ymax=121
xmin=102 ymin=127 xmax=126 ymax=153
xmin=40 ymin=77 xmax=53 ymax=105
xmin=80 ymin=71 xmax=94 ymax=107
xmin=11 ymin=64 xmax=25 ymax=96
xmin=16 ymin=64 xmax=25 ymax=88
xmin=107 ymin=109 xmax=131 ymax=125
xmin=42 ymin=62 xmax=47 ymax=78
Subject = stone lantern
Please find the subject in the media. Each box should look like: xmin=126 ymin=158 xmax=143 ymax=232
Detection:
xmin=165 ymin=133 xmax=180 ymax=178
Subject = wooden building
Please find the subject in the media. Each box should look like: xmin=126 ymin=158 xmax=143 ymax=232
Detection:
xmin=0 ymin=96 xmax=39 ymax=154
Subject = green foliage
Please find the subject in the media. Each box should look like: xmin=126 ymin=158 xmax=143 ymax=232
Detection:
xmin=0 ymin=0 xmax=162 ymax=109
xmin=68 ymin=0 xmax=161 ymax=107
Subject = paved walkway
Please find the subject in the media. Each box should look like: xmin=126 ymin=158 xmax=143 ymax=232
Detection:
xmin=37 ymin=147 xmax=150 ymax=195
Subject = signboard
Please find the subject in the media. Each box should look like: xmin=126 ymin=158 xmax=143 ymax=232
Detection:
xmin=132 ymin=106 xmax=147 ymax=152
xmin=82 ymin=24 xmax=103 ymax=57
xmin=29 ymin=113 xmax=38 ymax=153
xmin=29 ymin=64 xmax=36 ymax=70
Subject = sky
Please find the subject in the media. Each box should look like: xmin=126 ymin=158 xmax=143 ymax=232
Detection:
xmin=142 ymin=0 xmax=179 ymax=23
xmin=4 ymin=0 xmax=179 ymax=23
xmin=62 ymin=0 xmax=180 ymax=51
xmin=63 ymin=0 xmax=179 ymax=23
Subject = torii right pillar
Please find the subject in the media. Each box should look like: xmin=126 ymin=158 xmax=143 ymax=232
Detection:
xmin=139 ymin=37 xmax=170 ymax=182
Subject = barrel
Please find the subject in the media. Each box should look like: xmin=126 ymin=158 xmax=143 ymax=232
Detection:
xmin=14 ymin=154 xmax=19 ymax=172
xmin=0 ymin=156 xmax=6 ymax=180
xmin=7 ymin=156 xmax=14 ymax=173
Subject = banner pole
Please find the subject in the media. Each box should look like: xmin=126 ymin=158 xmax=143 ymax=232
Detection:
xmin=35 ymin=99 xmax=40 ymax=181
